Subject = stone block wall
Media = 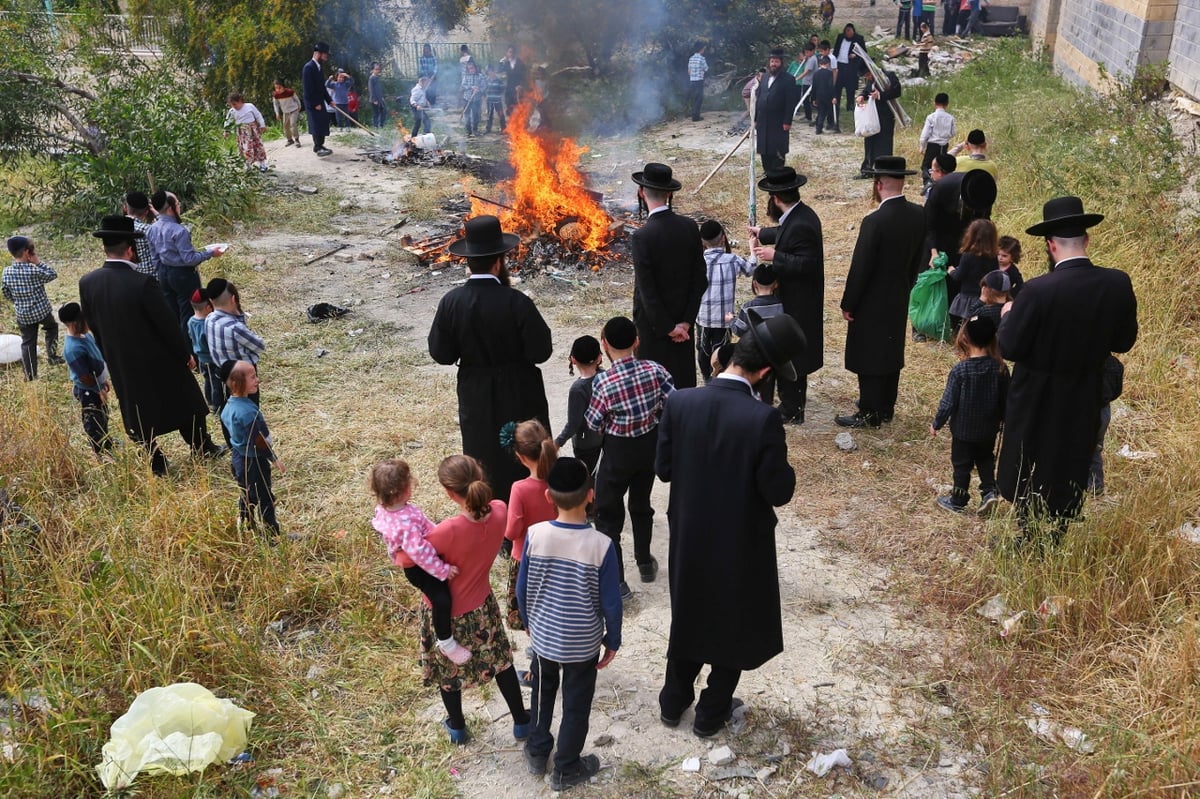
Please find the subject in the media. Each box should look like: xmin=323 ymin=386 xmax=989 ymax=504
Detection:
xmin=1169 ymin=0 xmax=1200 ymax=97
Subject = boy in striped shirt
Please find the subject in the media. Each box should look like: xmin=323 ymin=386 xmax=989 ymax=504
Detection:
xmin=517 ymin=457 xmax=622 ymax=791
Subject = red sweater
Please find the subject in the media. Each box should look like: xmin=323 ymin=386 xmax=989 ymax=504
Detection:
xmin=504 ymin=477 xmax=556 ymax=561
xmin=425 ymin=500 xmax=508 ymax=617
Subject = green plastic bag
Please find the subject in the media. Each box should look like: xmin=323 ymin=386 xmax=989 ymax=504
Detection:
xmin=909 ymin=264 xmax=952 ymax=342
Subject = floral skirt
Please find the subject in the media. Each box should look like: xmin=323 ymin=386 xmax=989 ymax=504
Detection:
xmin=505 ymin=556 xmax=525 ymax=631
xmin=237 ymin=125 xmax=266 ymax=164
xmin=420 ymin=592 xmax=514 ymax=693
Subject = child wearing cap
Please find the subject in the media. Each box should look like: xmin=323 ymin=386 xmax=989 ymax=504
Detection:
xmin=930 ymin=316 xmax=1009 ymax=514
xmin=585 ymin=316 xmax=674 ymax=597
xmin=220 ymin=360 xmax=284 ymax=536
xmin=554 ymin=336 xmax=605 ymax=476
xmin=730 ymin=264 xmax=786 ymax=404
xmin=516 ymin=456 xmax=621 ymax=791
xmin=188 ymin=289 xmax=221 ymax=414
xmin=966 ymin=269 xmax=1010 ymax=328
xmin=58 ymin=302 xmax=113 ymax=456
xmin=3 ymin=236 xmax=62 ymax=381
xmin=696 ymin=220 xmax=754 ymax=383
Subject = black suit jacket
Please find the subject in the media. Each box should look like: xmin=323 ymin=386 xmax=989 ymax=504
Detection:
xmin=755 ymin=71 xmax=798 ymax=157
xmin=655 ymin=378 xmax=795 ymax=670
xmin=302 ymin=58 xmax=330 ymax=111
xmin=833 ymin=32 xmax=867 ymax=76
xmin=756 ymin=202 xmax=824 ymax=376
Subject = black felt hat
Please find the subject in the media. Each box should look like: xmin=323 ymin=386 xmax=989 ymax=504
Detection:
xmin=602 ymin=316 xmax=637 ymax=350
xmin=960 ymin=170 xmax=997 ymax=211
xmin=313 ymin=42 xmax=330 ymax=53
xmin=631 ymin=162 xmax=682 ymax=192
xmin=768 ymin=47 xmax=788 ymax=59
xmin=547 ymin=457 xmax=591 ymax=493
xmin=447 ymin=215 xmax=520 ymax=258
xmin=757 ymin=166 xmax=808 ymax=192
xmin=92 ymin=215 xmax=144 ymax=243
xmin=1025 ymin=196 xmax=1105 ymax=238
xmin=865 ymin=156 xmax=918 ymax=177
xmin=744 ymin=309 xmax=806 ymax=383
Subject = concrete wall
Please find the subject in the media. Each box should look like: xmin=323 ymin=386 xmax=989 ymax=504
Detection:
xmin=1169 ymin=0 xmax=1200 ymax=97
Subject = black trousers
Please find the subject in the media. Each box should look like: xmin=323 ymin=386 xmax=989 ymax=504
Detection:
xmin=857 ymin=372 xmax=900 ymax=420
xmin=527 ymin=653 xmax=599 ymax=776
xmin=137 ymin=415 xmax=217 ymax=475
xmin=760 ymin=149 xmax=786 ymax=173
xmin=74 ymin=386 xmax=111 ymax=454
xmin=17 ymin=311 xmax=58 ymax=380
xmin=777 ymin=372 xmax=808 ymax=419
xmin=696 ymin=325 xmax=728 ymax=383
xmin=897 ymin=8 xmax=912 ymax=38
xmin=403 ymin=565 xmax=453 ymax=641
xmin=199 ymin=362 xmax=223 ymax=413
xmin=593 ymin=430 xmax=657 ymax=582
xmin=159 ymin=266 xmax=201 ymax=339
xmin=949 ymin=436 xmax=996 ymax=505
xmin=486 ymin=100 xmax=506 ymax=132
xmin=861 ymin=127 xmax=896 ymax=174
xmin=232 ymin=453 xmax=279 ymax=535
xmin=659 ymin=657 xmax=742 ymax=732
xmin=441 ymin=665 xmax=528 ymax=731
xmin=920 ymin=141 xmax=946 ymax=186
xmin=814 ymin=98 xmax=837 ymax=132
xmin=835 ymin=65 xmax=859 ymax=111
xmin=687 ymin=80 xmax=704 ymax=120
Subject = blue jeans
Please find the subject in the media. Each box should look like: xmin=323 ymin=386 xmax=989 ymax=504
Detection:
xmin=232 ymin=453 xmax=279 ymax=535
xmin=411 ymin=106 xmax=429 ymax=135
xmin=74 ymin=386 xmax=111 ymax=454
xmin=527 ymin=653 xmax=599 ymax=776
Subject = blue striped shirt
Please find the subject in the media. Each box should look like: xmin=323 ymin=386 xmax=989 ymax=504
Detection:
xmin=517 ymin=520 xmax=622 ymax=663
xmin=205 ymin=308 xmax=265 ymax=366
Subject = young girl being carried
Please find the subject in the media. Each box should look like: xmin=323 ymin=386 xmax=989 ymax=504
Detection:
xmin=503 ymin=420 xmax=559 ymax=630
xmin=370 ymin=459 xmax=471 ymax=665
xmin=554 ymin=336 xmax=605 ymax=476
xmin=930 ymin=316 xmax=1009 ymax=514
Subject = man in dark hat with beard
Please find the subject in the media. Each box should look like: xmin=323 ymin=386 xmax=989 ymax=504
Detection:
xmin=750 ymin=166 xmax=824 ymax=423
xmin=630 ymin=162 xmax=707 ymax=389
xmin=837 ymin=156 xmax=927 ymax=428
xmin=302 ymin=42 xmax=334 ymax=157
xmin=997 ymin=197 xmax=1137 ymax=538
xmin=654 ymin=312 xmax=805 ymax=738
xmin=78 ymin=216 xmax=225 ymax=475
xmin=428 ymin=215 xmax=553 ymax=504
xmin=754 ymin=48 xmax=799 ymax=172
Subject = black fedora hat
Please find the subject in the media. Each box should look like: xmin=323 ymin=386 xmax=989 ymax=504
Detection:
xmin=865 ymin=156 xmax=918 ymax=177
xmin=757 ymin=166 xmax=808 ymax=192
xmin=768 ymin=47 xmax=788 ymax=59
xmin=92 ymin=215 xmax=144 ymax=241
xmin=1025 ymin=196 xmax=1105 ymax=238
xmin=446 ymin=215 xmax=520 ymax=258
xmin=631 ymin=162 xmax=682 ymax=192
xmin=744 ymin=308 xmax=806 ymax=383
xmin=313 ymin=42 xmax=330 ymax=53
xmin=960 ymin=169 xmax=997 ymax=211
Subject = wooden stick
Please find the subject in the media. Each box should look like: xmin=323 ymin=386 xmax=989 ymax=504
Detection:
xmin=305 ymin=243 xmax=349 ymax=265
xmin=692 ymin=126 xmax=752 ymax=195
xmin=331 ymin=104 xmax=381 ymax=137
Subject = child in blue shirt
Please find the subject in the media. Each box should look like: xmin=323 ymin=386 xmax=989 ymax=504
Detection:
xmin=58 ymin=302 xmax=112 ymax=456
xmin=220 ymin=360 xmax=284 ymax=536
xmin=188 ymin=288 xmax=221 ymax=413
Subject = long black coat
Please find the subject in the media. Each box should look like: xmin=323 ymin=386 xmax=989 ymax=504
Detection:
xmin=997 ymin=258 xmax=1137 ymax=517
xmin=78 ymin=260 xmax=208 ymax=441
xmin=841 ymin=196 xmax=926 ymax=375
xmin=631 ymin=209 xmax=707 ymax=389
xmin=755 ymin=71 xmax=798 ymax=161
xmin=428 ymin=276 xmax=553 ymax=503
xmin=302 ymin=58 xmax=331 ymax=138
xmin=756 ymin=202 xmax=824 ymax=376
xmin=924 ymin=171 xmax=993 ymax=267
xmin=655 ymin=378 xmax=795 ymax=670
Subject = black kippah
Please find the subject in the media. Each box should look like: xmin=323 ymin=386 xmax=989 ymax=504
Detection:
xmin=547 ymin=457 xmax=589 ymax=493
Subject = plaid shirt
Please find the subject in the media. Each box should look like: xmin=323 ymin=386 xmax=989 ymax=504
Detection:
xmin=585 ymin=355 xmax=674 ymax=439
xmin=2 ymin=260 xmax=57 ymax=324
xmin=697 ymin=248 xmax=754 ymax=328
xmin=932 ymin=355 xmax=1008 ymax=442
xmin=205 ymin=308 xmax=265 ymax=366
xmin=462 ymin=71 xmax=487 ymax=102
xmin=130 ymin=217 xmax=158 ymax=275
xmin=418 ymin=54 xmax=438 ymax=79
xmin=688 ymin=52 xmax=708 ymax=82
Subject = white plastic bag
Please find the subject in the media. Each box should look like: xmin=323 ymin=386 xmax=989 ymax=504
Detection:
xmin=806 ymin=748 xmax=852 ymax=776
xmin=96 ymin=683 xmax=255 ymax=790
xmin=854 ymin=99 xmax=881 ymax=137
xmin=0 ymin=334 xmax=21 ymax=365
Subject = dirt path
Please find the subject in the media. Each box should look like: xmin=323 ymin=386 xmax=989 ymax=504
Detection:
xmin=249 ymin=114 xmax=981 ymax=797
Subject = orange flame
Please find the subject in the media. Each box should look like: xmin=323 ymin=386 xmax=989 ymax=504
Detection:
xmin=471 ymin=90 xmax=611 ymax=251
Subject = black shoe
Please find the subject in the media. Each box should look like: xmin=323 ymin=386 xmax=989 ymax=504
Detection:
xmin=832 ymin=128 xmax=842 ymax=133
xmin=619 ymin=581 xmax=633 ymax=601
xmin=780 ymin=409 xmax=805 ymax=425
xmin=638 ymin=556 xmax=659 ymax=583
xmin=47 ymin=355 xmax=65 ymax=365
xmin=316 ymin=147 xmax=333 ymax=157
xmin=201 ymin=442 xmax=229 ymax=458
xmin=814 ymin=130 xmax=823 ymax=135
xmin=835 ymin=412 xmax=880 ymax=429
xmin=693 ymin=697 xmax=744 ymax=738
xmin=551 ymin=754 xmax=600 ymax=790
xmin=523 ymin=743 xmax=549 ymax=775
xmin=660 ymin=709 xmax=682 ymax=728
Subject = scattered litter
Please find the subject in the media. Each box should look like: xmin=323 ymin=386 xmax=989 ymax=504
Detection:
xmin=1000 ymin=610 xmax=1028 ymax=638
xmin=709 ymin=745 xmax=736 ymax=766
xmin=332 ymin=529 xmax=348 ymax=540
xmin=592 ymin=733 xmax=614 ymax=747
xmin=806 ymin=748 xmax=852 ymax=776
xmin=0 ymin=334 xmax=23 ymax=364
xmin=347 ymin=328 xmax=364 ymax=337
xmin=976 ymin=594 xmax=1009 ymax=622
xmin=1173 ymin=521 xmax=1200 ymax=543
xmin=96 ymin=683 xmax=255 ymax=790
xmin=682 ymin=756 xmax=701 ymax=772
xmin=835 ymin=432 xmax=857 ymax=451
xmin=1036 ymin=596 xmax=1075 ymax=619
xmin=229 ymin=751 xmax=254 ymax=765
xmin=1024 ymin=715 xmax=1096 ymax=754
xmin=306 ymin=302 xmax=350 ymax=323
xmin=1117 ymin=444 xmax=1157 ymax=460
xmin=297 ymin=185 xmax=319 ymax=195
xmin=316 ymin=348 xmax=329 ymax=358
xmin=449 ymin=767 xmax=460 ymax=778
xmin=710 ymin=765 xmax=757 ymax=780
xmin=380 ymin=272 xmax=390 ymax=279
xmin=327 ymin=783 xmax=346 ymax=798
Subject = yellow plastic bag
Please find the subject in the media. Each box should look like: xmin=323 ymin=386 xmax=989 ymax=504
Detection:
xmin=96 ymin=682 xmax=255 ymax=790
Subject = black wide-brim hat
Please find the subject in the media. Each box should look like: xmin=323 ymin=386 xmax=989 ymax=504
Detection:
xmin=631 ymin=162 xmax=682 ymax=192
xmin=960 ymin=169 xmax=997 ymax=211
xmin=768 ymin=47 xmax=788 ymax=59
xmin=758 ymin=166 xmax=808 ymax=192
xmin=92 ymin=215 xmax=145 ymax=241
xmin=1025 ymin=195 xmax=1105 ymax=238
xmin=865 ymin=156 xmax=918 ymax=177
xmin=447 ymin=215 xmax=520 ymax=258
xmin=745 ymin=308 xmax=806 ymax=383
